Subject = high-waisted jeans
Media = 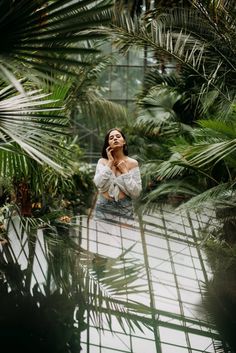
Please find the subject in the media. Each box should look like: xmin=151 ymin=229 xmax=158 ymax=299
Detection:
xmin=94 ymin=194 xmax=134 ymax=224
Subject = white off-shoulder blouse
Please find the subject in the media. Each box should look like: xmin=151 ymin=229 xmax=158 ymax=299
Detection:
xmin=93 ymin=162 xmax=142 ymax=201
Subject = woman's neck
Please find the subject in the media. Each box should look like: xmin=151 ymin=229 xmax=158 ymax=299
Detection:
xmin=112 ymin=149 xmax=125 ymax=160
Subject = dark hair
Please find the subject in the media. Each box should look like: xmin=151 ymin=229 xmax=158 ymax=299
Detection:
xmin=101 ymin=128 xmax=128 ymax=159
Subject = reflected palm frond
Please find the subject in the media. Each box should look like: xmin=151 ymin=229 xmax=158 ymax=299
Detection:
xmin=1 ymin=211 xmax=152 ymax=341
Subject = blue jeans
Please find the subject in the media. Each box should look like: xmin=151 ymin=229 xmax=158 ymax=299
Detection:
xmin=94 ymin=194 xmax=134 ymax=223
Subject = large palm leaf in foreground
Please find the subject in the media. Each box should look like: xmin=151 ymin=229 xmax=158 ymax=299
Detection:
xmin=0 ymin=0 xmax=112 ymax=85
xmin=0 ymin=81 xmax=70 ymax=173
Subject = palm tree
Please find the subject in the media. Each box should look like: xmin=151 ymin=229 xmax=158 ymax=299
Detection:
xmin=103 ymin=4 xmax=236 ymax=351
xmin=103 ymin=0 xmax=236 ymax=208
xmin=140 ymin=117 xmax=236 ymax=212
xmin=110 ymin=2 xmax=236 ymax=111
xmin=0 ymin=0 xmax=122 ymax=215
xmin=0 ymin=2 xmax=159 ymax=349
xmin=0 ymin=0 xmax=113 ymax=171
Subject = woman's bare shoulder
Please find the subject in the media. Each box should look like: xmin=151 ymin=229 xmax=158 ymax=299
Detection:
xmin=127 ymin=157 xmax=139 ymax=169
xmin=97 ymin=158 xmax=107 ymax=165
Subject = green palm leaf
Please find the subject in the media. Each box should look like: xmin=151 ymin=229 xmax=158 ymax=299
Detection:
xmin=196 ymin=119 xmax=236 ymax=140
xmin=177 ymin=182 xmax=235 ymax=211
xmin=110 ymin=12 xmax=208 ymax=78
xmin=184 ymin=139 xmax=236 ymax=168
xmin=143 ymin=179 xmax=200 ymax=204
xmin=0 ymin=0 xmax=112 ymax=83
xmin=0 ymin=81 xmax=71 ymax=172
xmin=108 ymin=7 xmax=236 ymax=115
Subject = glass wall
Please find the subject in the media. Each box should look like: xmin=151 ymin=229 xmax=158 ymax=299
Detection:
xmin=98 ymin=42 xmax=146 ymax=111
xmin=75 ymin=42 xmax=149 ymax=162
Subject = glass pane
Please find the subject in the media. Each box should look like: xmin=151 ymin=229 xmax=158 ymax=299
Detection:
xmin=161 ymin=344 xmax=189 ymax=353
xmin=160 ymin=327 xmax=187 ymax=346
xmin=128 ymin=49 xmax=145 ymax=66
xmin=110 ymin=66 xmax=128 ymax=99
xmin=189 ymin=333 xmax=215 ymax=351
xmin=127 ymin=67 xmax=144 ymax=97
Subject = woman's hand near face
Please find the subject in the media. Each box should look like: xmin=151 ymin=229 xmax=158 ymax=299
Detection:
xmin=106 ymin=146 xmax=114 ymax=168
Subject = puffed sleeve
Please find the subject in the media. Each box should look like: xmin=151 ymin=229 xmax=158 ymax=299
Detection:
xmin=93 ymin=161 xmax=113 ymax=192
xmin=116 ymin=167 xmax=142 ymax=199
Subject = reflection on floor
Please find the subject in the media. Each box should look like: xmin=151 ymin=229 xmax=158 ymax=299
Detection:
xmin=3 ymin=204 xmax=221 ymax=353
xmin=80 ymin=205 xmax=220 ymax=353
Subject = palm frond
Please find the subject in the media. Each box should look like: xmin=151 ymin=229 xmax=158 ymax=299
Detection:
xmin=140 ymin=69 xmax=180 ymax=97
xmin=183 ymin=139 xmax=236 ymax=168
xmin=65 ymin=54 xmax=131 ymax=147
xmin=0 ymin=0 xmax=112 ymax=83
xmin=149 ymin=6 xmax=236 ymax=73
xmin=197 ymin=119 xmax=236 ymax=140
xmin=143 ymin=179 xmax=201 ymax=208
xmin=0 ymin=81 xmax=72 ymax=172
xmin=138 ymin=86 xmax=181 ymax=112
xmin=156 ymin=153 xmax=190 ymax=179
xmin=111 ymin=12 xmax=206 ymax=70
xmin=108 ymin=8 xmax=236 ymax=109
xmin=176 ymin=182 xmax=235 ymax=211
xmin=78 ymin=249 xmax=150 ymax=332
xmin=135 ymin=93 xmax=193 ymax=138
xmin=78 ymin=94 xmax=129 ymax=132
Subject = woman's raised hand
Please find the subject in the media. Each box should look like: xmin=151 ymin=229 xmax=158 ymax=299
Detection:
xmin=115 ymin=160 xmax=128 ymax=174
xmin=106 ymin=146 xmax=114 ymax=168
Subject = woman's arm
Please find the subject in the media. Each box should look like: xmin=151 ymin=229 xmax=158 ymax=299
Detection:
xmin=93 ymin=160 xmax=113 ymax=191
xmin=116 ymin=167 xmax=142 ymax=198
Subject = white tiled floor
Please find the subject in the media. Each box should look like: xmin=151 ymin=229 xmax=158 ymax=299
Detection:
xmin=5 ymin=205 xmax=220 ymax=353
xmin=79 ymin=205 xmax=220 ymax=353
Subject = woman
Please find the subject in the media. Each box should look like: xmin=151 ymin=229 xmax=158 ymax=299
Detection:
xmin=93 ymin=128 xmax=142 ymax=224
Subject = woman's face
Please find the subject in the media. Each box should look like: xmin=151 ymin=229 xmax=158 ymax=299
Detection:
xmin=108 ymin=130 xmax=125 ymax=149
